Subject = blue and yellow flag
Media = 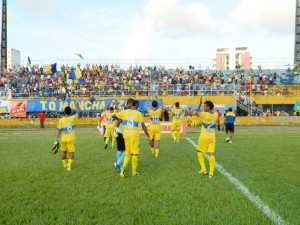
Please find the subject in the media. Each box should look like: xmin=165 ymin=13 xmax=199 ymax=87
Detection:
xmin=75 ymin=53 xmax=84 ymax=60
xmin=27 ymin=57 xmax=31 ymax=67
xmin=45 ymin=63 xmax=57 ymax=75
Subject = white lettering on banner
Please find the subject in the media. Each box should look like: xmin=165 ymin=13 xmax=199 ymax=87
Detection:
xmin=138 ymin=122 xmax=186 ymax=134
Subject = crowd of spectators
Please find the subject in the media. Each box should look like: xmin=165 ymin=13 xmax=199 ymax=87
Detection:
xmin=0 ymin=64 xmax=295 ymax=99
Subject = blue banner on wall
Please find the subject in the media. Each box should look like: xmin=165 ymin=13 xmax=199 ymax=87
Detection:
xmin=26 ymin=99 xmax=161 ymax=112
xmin=293 ymin=99 xmax=300 ymax=111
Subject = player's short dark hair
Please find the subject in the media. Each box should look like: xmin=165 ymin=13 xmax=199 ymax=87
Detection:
xmin=204 ymin=101 xmax=214 ymax=110
xmin=109 ymin=107 xmax=114 ymax=111
xmin=228 ymin=107 xmax=233 ymax=112
xmin=133 ymin=100 xmax=139 ymax=108
xmin=64 ymin=106 xmax=72 ymax=115
xmin=152 ymin=101 xmax=158 ymax=108
xmin=126 ymin=98 xmax=134 ymax=106
xmin=175 ymin=102 xmax=180 ymax=107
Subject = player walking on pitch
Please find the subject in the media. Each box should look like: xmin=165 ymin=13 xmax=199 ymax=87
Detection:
xmin=195 ymin=97 xmax=218 ymax=178
xmin=225 ymin=107 xmax=235 ymax=144
xmin=170 ymin=102 xmax=183 ymax=143
xmin=115 ymin=99 xmax=151 ymax=177
xmin=55 ymin=102 xmax=80 ymax=171
xmin=147 ymin=93 xmax=163 ymax=157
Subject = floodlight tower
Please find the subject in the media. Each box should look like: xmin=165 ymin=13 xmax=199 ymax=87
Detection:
xmin=1 ymin=0 xmax=7 ymax=70
xmin=295 ymin=0 xmax=300 ymax=65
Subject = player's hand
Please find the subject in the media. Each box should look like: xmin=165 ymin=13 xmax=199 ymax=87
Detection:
xmin=147 ymin=137 xmax=151 ymax=145
xmin=114 ymin=127 xmax=119 ymax=137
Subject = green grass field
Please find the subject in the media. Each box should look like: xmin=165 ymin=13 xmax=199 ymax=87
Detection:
xmin=0 ymin=126 xmax=299 ymax=225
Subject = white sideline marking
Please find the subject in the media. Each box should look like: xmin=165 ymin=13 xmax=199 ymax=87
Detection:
xmin=186 ymin=137 xmax=288 ymax=225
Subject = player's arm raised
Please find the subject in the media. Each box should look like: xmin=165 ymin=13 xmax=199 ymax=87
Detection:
xmin=147 ymin=92 xmax=151 ymax=109
xmin=196 ymin=96 xmax=203 ymax=114
xmin=75 ymin=102 xmax=80 ymax=115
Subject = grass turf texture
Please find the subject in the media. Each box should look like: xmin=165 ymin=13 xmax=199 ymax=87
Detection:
xmin=0 ymin=127 xmax=299 ymax=225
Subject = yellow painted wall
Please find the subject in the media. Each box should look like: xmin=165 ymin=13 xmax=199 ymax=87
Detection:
xmin=252 ymin=96 xmax=297 ymax=104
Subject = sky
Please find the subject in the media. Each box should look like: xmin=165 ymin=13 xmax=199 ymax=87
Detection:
xmin=4 ymin=0 xmax=296 ymax=67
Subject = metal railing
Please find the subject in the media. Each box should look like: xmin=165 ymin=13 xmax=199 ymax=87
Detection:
xmin=1 ymin=84 xmax=299 ymax=99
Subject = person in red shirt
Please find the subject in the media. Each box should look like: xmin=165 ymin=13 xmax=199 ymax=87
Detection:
xmin=216 ymin=109 xmax=222 ymax=131
xmin=38 ymin=111 xmax=46 ymax=128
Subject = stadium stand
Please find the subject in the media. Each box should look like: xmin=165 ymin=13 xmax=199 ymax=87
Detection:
xmin=0 ymin=64 xmax=298 ymax=99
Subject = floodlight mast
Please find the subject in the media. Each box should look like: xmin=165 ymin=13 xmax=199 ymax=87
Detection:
xmin=295 ymin=0 xmax=300 ymax=65
xmin=1 ymin=0 xmax=7 ymax=71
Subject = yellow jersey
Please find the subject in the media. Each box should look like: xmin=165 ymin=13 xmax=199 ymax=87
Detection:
xmin=106 ymin=111 xmax=117 ymax=128
xmin=171 ymin=108 xmax=183 ymax=122
xmin=57 ymin=114 xmax=78 ymax=142
xmin=148 ymin=107 xmax=162 ymax=129
xmin=117 ymin=109 xmax=144 ymax=140
xmin=199 ymin=112 xmax=218 ymax=140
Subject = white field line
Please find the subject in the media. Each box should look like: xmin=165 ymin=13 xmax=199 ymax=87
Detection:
xmin=185 ymin=137 xmax=288 ymax=225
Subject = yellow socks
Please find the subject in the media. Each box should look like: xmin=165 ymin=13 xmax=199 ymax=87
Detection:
xmin=197 ymin=151 xmax=206 ymax=172
xmin=112 ymin=137 xmax=116 ymax=148
xmin=67 ymin=159 xmax=73 ymax=171
xmin=155 ymin=149 xmax=159 ymax=157
xmin=62 ymin=159 xmax=67 ymax=168
xmin=209 ymin=155 xmax=215 ymax=176
xmin=171 ymin=132 xmax=176 ymax=140
xmin=122 ymin=154 xmax=131 ymax=169
xmin=176 ymin=133 xmax=180 ymax=143
xmin=151 ymin=147 xmax=155 ymax=155
xmin=105 ymin=137 xmax=109 ymax=145
xmin=131 ymin=155 xmax=138 ymax=175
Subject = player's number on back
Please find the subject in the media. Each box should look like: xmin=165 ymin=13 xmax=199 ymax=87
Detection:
xmin=66 ymin=123 xmax=73 ymax=132
xmin=207 ymin=120 xmax=215 ymax=131
xmin=174 ymin=113 xmax=180 ymax=118
xmin=107 ymin=117 xmax=114 ymax=123
xmin=151 ymin=116 xmax=160 ymax=123
xmin=126 ymin=116 xmax=134 ymax=127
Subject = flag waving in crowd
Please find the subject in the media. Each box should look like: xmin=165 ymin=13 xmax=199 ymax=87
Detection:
xmin=45 ymin=63 xmax=57 ymax=75
xmin=75 ymin=53 xmax=84 ymax=60
xmin=69 ymin=67 xmax=85 ymax=84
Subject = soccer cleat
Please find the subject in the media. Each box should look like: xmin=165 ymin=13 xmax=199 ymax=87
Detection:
xmin=113 ymin=162 xmax=117 ymax=169
xmin=67 ymin=164 xmax=71 ymax=172
xmin=131 ymin=172 xmax=139 ymax=177
xmin=225 ymin=138 xmax=230 ymax=142
xmin=104 ymin=144 xmax=108 ymax=150
xmin=229 ymin=140 xmax=233 ymax=144
xmin=119 ymin=169 xmax=125 ymax=178
xmin=198 ymin=170 xmax=208 ymax=175
xmin=174 ymin=138 xmax=176 ymax=143
xmin=209 ymin=174 xmax=213 ymax=179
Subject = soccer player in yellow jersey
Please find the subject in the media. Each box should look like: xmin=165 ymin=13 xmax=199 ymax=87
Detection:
xmin=104 ymin=106 xmax=117 ymax=149
xmin=191 ymin=110 xmax=199 ymax=127
xmin=55 ymin=102 xmax=80 ymax=172
xmin=147 ymin=94 xmax=163 ymax=157
xmin=170 ymin=102 xmax=183 ymax=143
xmin=186 ymin=108 xmax=193 ymax=127
xmin=115 ymin=99 xmax=150 ymax=177
xmin=196 ymin=97 xmax=218 ymax=178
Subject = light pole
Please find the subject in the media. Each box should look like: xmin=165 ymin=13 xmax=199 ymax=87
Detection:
xmin=1 ymin=0 xmax=7 ymax=71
